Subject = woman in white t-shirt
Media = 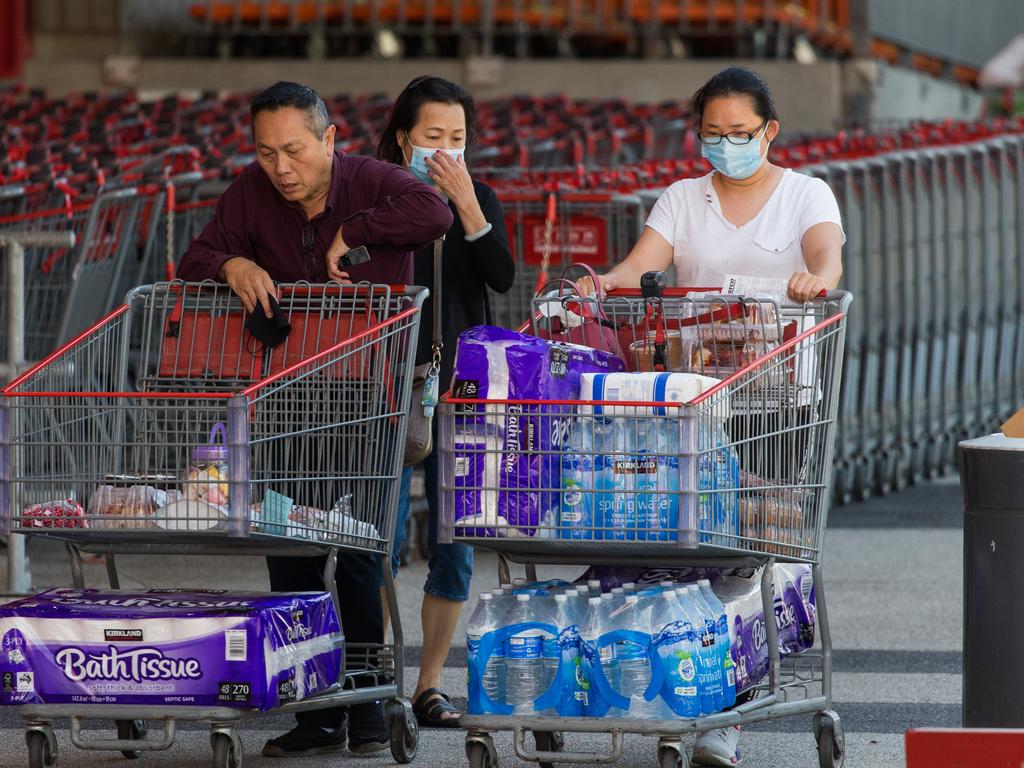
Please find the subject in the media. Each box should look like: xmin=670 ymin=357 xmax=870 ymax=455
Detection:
xmin=600 ymin=65 xmax=844 ymax=302
xmin=598 ymin=66 xmax=845 ymax=768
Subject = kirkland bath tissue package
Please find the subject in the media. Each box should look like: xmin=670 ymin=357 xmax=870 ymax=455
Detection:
xmin=0 ymin=589 xmax=343 ymax=710
xmin=449 ymin=326 xmax=625 ymax=536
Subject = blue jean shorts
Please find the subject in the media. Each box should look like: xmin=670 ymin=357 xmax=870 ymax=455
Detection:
xmin=383 ymin=445 xmax=474 ymax=602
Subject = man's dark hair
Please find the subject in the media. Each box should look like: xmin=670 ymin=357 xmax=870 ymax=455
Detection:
xmin=250 ymin=81 xmax=331 ymax=139
xmin=691 ymin=66 xmax=780 ymax=129
xmin=377 ymin=75 xmax=477 ymax=165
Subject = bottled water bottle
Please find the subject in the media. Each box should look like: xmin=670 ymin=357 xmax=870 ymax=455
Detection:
xmin=466 ymin=593 xmax=505 ymax=713
xmin=505 ymin=594 xmax=557 ymax=713
xmin=675 ymin=586 xmax=715 ymax=716
xmin=560 ymin=417 xmax=613 ymax=540
xmin=542 ymin=593 xmax=585 ymax=716
xmin=580 ymin=595 xmax=611 ymax=717
xmin=611 ymin=594 xmax=657 ymax=718
xmin=649 ymin=589 xmax=700 ymax=718
xmin=686 ymin=584 xmax=724 ymax=713
xmin=697 ymin=579 xmax=736 ymax=708
xmin=587 ymin=579 xmax=602 ymax=596
xmin=634 ymin=418 xmax=680 ymax=541
xmin=622 ymin=582 xmax=638 ymax=593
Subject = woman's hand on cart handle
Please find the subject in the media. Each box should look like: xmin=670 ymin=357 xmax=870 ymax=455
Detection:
xmin=220 ymin=257 xmax=276 ymax=317
xmin=577 ymin=272 xmax=617 ymax=297
xmin=787 ymin=271 xmax=830 ymax=303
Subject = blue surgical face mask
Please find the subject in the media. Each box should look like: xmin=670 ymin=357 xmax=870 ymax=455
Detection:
xmin=700 ymin=126 xmax=770 ymax=180
xmin=406 ymin=144 xmax=465 ymax=185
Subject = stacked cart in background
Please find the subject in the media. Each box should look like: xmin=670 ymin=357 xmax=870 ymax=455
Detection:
xmin=0 ymin=281 xmax=424 ymax=768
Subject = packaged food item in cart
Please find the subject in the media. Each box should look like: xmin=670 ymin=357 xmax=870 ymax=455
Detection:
xmin=450 ymin=326 xmax=624 ymax=538
xmin=87 ymin=485 xmax=181 ymax=530
xmin=737 ymin=493 xmax=809 ymax=556
xmin=0 ymin=589 xmax=343 ymax=710
xmin=153 ymin=498 xmax=228 ymax=531
xmin=184 ymin=423 xmax=230 ymax=508
xmin=21 ymin=499 xmax=87 ymax=529
xmin=628 ymin=330 xmax=686 ymax=372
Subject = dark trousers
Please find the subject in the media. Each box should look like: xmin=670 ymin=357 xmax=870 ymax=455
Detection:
xmin=267 ymin=552 xmax=383 ymax=729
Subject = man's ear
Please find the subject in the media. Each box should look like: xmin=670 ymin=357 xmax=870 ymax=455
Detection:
xmin=324 ymin=123 xmax=336 ymax=156
xmin=766 ymin=119 xmax=780 ymax=143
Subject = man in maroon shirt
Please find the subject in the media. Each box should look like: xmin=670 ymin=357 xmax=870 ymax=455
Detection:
xmin=179 ymin=82 xmax=452 ymax=759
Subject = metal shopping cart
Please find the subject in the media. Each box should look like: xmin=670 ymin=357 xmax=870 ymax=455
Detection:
xmin=0 ymin=281 xmax=425 ymax=768
xmin=438 ymin=285 xmax=852 ymax=768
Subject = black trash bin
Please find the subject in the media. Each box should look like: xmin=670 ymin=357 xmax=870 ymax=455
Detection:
xmin=959 ymin=434 xmax=1024 ymax=727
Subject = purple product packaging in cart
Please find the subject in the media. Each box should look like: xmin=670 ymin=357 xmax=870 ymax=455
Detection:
xmin=578 ymin=563 xmax=815 ymax=693
xmin=450 ymin=326 xmax=624 ymax=537
xmin=0 ymin=589 xmax=343 ymax=710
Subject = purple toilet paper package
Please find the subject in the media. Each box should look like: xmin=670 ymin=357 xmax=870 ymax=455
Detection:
xmin=0 ymin=589 xmax=343 ymax=710
xmin=577 ymin=563 xmax=815 ymax=693
xmin=450 ymin=326 xmax=625 ymax=536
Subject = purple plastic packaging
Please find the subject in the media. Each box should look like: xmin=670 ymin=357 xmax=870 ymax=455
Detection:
xmin=576 ymin=563 xmax=816 ymax=693
xmin=450 ymin=326 xmax=624 ymax=536
xmin=0 ymin=589 xmax=343 ymax=710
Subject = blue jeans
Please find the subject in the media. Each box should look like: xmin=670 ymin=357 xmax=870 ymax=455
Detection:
xmin=386 ymin=438 xmax=474 ymax=602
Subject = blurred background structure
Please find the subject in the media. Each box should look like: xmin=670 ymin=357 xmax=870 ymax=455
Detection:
xmin=3 ymin=0 xmax=1024 ymax=508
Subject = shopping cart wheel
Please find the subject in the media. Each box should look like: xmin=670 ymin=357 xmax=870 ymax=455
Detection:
xmin=533 ymin=730 xmax=563 ymax=768
xmin=657 ymin=744 xmax=688 ymax=768
xmin=116 ymin=719 xmax=146 ymax=759
xmin=389 ymin=704 xmax=418 ymax=763
xmin=814 ymin=710 xmax=845 ymax=768
xmin=466 ymin=736 xmax=497 ymax=768
xmin=26 ymin=728 xmax=57 ymax=768
xmin=211 ymin=731 xmax=241 ymax=768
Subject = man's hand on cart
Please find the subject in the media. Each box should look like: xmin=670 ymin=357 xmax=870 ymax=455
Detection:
xmin=220 ymin=257 xmax=277 ymax=317
xmin=325 ymin=227 xmax=354 ymax=284
xmin=787 ymin=271 xmax=829 ymax=303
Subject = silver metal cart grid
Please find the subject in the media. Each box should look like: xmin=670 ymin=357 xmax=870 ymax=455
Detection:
xmin=0 ymin=280 xmax=426 ymax=768
xmin=438 ymin=287 xmax=852 ymax=768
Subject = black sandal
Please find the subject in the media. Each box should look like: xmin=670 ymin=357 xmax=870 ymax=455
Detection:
xmin=412 ymin=688 xmax=462 ymax=728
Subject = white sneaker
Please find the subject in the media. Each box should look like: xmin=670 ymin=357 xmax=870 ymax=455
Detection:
xmin=692 ymin=725 xmax=742 ymax=767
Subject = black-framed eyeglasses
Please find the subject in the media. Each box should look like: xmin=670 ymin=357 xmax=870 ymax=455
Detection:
xmin=697 ymin=122 xmax=767 ymax=146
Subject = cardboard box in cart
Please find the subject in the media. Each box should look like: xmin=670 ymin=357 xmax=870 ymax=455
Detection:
xmin=0 ymin=589 xmax=343 ymax=710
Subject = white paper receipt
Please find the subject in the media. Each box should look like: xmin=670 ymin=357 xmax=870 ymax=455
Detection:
xmin=722 ymin=275 xmax=789 ymax=303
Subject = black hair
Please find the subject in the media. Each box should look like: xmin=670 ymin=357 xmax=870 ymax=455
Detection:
xmin=377 ymin=75 xmax=477 ymax=165
xmin=250 ymin=81 xmax=331 ymax=139
xmin=691 ymin=66 xmax=779 ymax=128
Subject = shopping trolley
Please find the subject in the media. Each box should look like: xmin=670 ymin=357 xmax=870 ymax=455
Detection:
xmin=0 ymin=281 xmax=425 ymax=768
xmin=438 ymin=285 xmax=852 ymax=768
xmin=0 ymin=188 xmax=143 ymax=366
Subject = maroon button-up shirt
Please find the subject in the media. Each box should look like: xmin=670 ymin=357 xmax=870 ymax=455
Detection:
xmin=178 ymin=151 xmax=453 ymax=284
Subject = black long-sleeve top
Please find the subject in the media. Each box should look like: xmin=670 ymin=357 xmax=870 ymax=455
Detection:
xmin=414 ymin=179 xmax=515 ymax=384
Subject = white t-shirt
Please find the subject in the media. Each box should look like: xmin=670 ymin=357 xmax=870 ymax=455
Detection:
xmin=645 ymin=169 xmax=845 ymax=288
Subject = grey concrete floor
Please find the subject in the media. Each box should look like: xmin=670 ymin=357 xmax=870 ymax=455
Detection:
xmin=0 ymin=477 xmax=963 ymax=768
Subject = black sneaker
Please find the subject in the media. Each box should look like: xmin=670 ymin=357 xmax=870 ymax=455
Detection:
xmin=348 ymin=701 xmax=389 ymax=754
xmin=261 ymin=722 xmax=348 ymax=758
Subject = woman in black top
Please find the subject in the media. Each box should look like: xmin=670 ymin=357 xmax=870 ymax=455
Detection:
xmin=377 ymin=75 xmax=515 ymax=728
